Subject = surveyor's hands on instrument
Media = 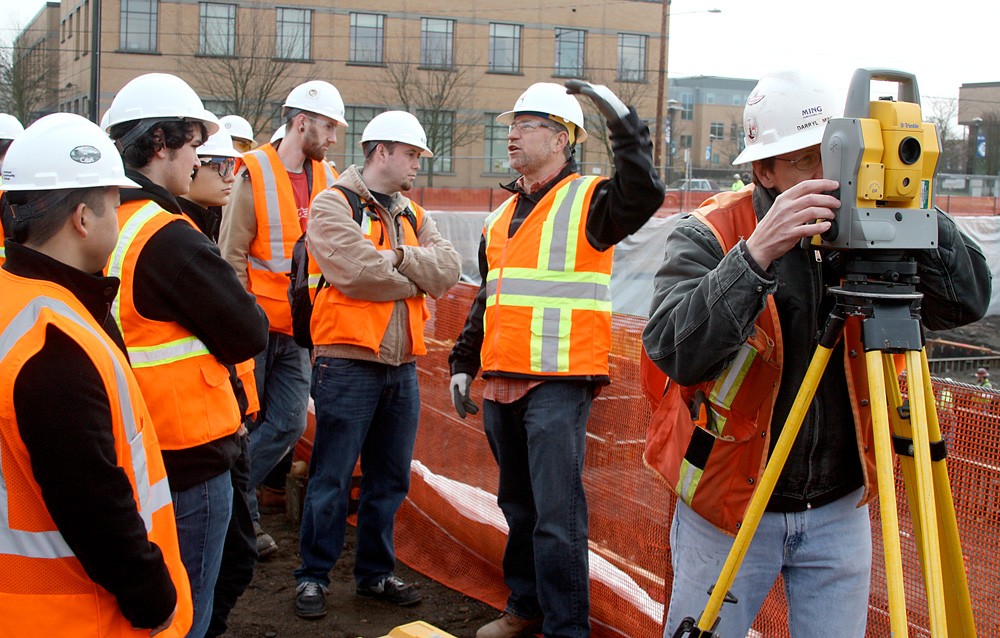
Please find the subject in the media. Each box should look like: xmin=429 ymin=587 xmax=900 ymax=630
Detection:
xmin=744 ymin=179 xmax=839 ymax=270
xmin=564 ymin=80 xmax=629 ymax=125
xmin=450 ymin=373 xmax=479 ymax=419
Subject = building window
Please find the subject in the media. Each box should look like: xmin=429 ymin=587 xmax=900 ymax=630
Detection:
xmin=554 ymin=28 xmax=585 ymax=78
xmin=680 ymin=93 xmax=694 ymax=121
xmin=120 ymin=0 xmax=158 ymax=52
xmin=199 ymin=3 xmax=236 ymax=56
xmin=276 ymin=7 xmax=311 ymax=60
xmin=732 ymin=93 xmax=744 ymax=106
xmin=617 ymin=33 xmax=646 ymax=82
xmin=82 ymin=0 xmax=90 ymax=56
xmin=417 ymin=109 xmax=453 ymax=173
xmin=489 ymin=23 xmax=521 ymax=74
xmin=350 ymin=13 xmax=384 ymax=65
xmin=484 ymin=112 xmax=509 ymax=174
xmin=421 ymin=18 xmax=454 ymax=69
xmin=710 ymin=122 xmax=724 ymax=139
xmin=680 ymin=134 xmax=692 ymax=149
xmin=344 ymin=106 xmax=380 ymax=166
xmin=705 ymin=92 xmax=716 ymax=104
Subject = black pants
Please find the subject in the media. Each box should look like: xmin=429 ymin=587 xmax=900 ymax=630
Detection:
xmin=206 ymin=430 xmax=258 ymax=637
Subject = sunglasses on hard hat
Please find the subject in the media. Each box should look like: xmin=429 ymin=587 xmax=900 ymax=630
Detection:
xmin=200 ymin=156 xmax=240 ymax=177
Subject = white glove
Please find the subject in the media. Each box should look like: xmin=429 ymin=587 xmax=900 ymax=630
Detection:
xmin=449 ymin=373 xmax=479 ymax=419
xmin=564 ymin=79 xmax=629 ymax=123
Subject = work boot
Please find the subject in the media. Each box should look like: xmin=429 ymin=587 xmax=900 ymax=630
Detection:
xmin=257 ymin=486 xmax=286 ymax=514
xmin=356 ymin=575 xmax=422 ymax=606
xmin=294 ymin=581 xmax=328 ymax=619
xmin=254 ymin=521 xmax=277 ymax=559
xmin=476 ymin=613 xmax=543 ymax=638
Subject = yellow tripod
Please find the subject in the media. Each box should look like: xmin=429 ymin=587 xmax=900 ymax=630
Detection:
xmin=672 ymin=254 xmax=977 ymax=637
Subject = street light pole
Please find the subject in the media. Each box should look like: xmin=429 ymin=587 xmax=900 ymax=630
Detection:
xmin=653 ymin=0 xmax=670 ymax=180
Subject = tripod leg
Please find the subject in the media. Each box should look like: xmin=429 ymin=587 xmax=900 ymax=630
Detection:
xmin=692 ymin=344 xmax=835 ymax=633
xmin=915 ymin=352 xmax=977 ymax=636
xmin=867 ymin=351 xmax=910 ymax=636
xmin=904 ymin=349 xmax=948 ymax=635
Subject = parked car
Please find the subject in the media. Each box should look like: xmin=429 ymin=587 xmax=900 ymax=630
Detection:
xmin=662 ymin=178 xmax=721 ymax=212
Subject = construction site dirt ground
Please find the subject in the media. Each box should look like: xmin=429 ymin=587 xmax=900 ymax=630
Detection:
xmin=224 ymin=313 xmax=1000 ymax=638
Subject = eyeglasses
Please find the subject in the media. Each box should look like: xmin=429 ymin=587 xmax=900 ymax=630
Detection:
xmin=200 ymin=157 xmax=238 ymax=177
xmin=508 ymin=119 xmax=561 ymax=135
xmin=774 ymin=149 xmax=821 ymax=172
xmin=305 ymin=115 xmax=338 ymax=133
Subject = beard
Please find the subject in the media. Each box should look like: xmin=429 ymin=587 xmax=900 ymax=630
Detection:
xmin=303 ymin=126 xmax=328 ymax=162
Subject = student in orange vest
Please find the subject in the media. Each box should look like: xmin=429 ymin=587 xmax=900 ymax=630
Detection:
xmin=0 ymin=113 xmax=193 ymax=637
xmin=293 ymin=110 xmax=461 ymax=619
xmin=642 ymin=70 xmax=992 ymax=638
xmin=219 ymin=81 xmax=344 ymax=557
xmin=105 ymin=73 xmax=269 ymax=638
xmin=176 ymin=125 xmax=261 ymax=638
xmin=448 ymin=81 xmax=664 ymax=638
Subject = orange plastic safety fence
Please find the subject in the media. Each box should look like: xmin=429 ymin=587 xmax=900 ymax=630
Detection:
xmin=299 ymin=283 xmax=1000 ymax=637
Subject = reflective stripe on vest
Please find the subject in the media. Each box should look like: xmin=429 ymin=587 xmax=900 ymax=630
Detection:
xmin=247 ymin=151 xmax=335 ymax=274
xmin=0 ymin=296 xmax=172 ymax=558
xmin=106 ymin=201 xmax=212 ymax=367
xmin=485 ymin=176 xmax=608 ymax=373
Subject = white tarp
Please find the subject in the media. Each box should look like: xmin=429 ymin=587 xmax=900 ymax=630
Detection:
xmin=429 ymin=211 xmax=1000 ymax=319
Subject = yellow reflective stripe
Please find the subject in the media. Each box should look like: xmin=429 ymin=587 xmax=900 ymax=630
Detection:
xmin=677 ymin=459 xmax=703 ymax=506
xmin=483 ymin=196 xmax=515 ymax=248
xmin=307 ymin=273 xmax=322 ymax=290
xmin=107 ymin=201 xmax=163 ymax=335
xmin=486 ymin=293 xmax=611 ymax=312
xmin=529 ymin=306 xmax=573 ymax=372
xmin=488 ymin=267 xmax=610 ymax=286
xmin=361 ymin=214 xmax=372 ymax=236
xmin=247 ymin=149 xmax=289 ymax=273
xmin=0 ymin=246 xmax=5 ymax=259
xmin=127 ymin=335 xmax=211 ymax=368
xmin=709 ymin=342 xmax=757 ymax=409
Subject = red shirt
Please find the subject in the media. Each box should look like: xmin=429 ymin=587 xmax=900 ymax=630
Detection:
xmin=287 ymin=170 xmax=310 ymax=232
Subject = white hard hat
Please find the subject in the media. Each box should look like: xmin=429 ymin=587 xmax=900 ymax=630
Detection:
xmin=198 ymin=127 xmax=242 ymax=159
xmin=1 ymin=113 xmax=139 ymax=191
xmin=733 ymin=70 xmax=842 ymax=165
xmin=497 ymin=82 xmax=588 ymax=144
xmin=219 ymin=115 xmax=254 ymax=142
xmin=0 ymin=113 xmax=25 ymax=141
xmin=361 ymin=111 xmax=433 ymax=158
xmin=270 ymin=125 xmax=286 ymax=144
xmin=105 ymin=73 xmax=220 ymax=148
xmin=283 ymin=81 xmax=348 ymax=127
xmin=98 ymin=108 xmax=111 ymax=132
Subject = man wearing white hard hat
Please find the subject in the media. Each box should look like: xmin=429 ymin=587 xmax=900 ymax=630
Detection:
xmin=219 ymin=115 xmax=255 ymax=153
xmin=0 ymin=112 xmax=26 ymax=264
xmin=176 ymin=125 xmax=260 ymax=637
xmin=105 ymin=72 xmax=269 ymax=638
xmin=643 ymin=70 xmax=991 ymax=637
xmin=219 ymin=81 xmax=344 ymax=559
xmin=0 ymin=113 xmax=194 ymax=637
xmin=293 ymin=110 xmax=460 ymax=618
xmin=449 ymin=80 xmax=664 ymax=638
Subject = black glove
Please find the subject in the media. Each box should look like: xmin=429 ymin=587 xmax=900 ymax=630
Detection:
xmin=449 ymin=373 xmax=479 ymax=419
xmin=564 ymin=79 xmax=629 ymax=126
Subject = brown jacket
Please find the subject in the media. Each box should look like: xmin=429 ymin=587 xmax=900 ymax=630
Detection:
xmin=307 ymin=165 xmax=461 ymax=366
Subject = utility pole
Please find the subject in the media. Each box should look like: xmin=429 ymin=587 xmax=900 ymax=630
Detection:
xmin=88 ymin=0 xmax=101 ymax=123
xmin=652 ymin=0 xmax=670 ymax=181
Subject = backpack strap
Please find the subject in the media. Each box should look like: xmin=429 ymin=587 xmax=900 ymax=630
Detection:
xmin=330 ymin=185 xmax=420 ymax=233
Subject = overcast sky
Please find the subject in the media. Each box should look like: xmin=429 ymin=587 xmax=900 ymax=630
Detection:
xmin=5 ymin=0 xmax=993 ymax=108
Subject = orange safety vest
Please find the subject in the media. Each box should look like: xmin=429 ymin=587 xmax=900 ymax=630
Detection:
xmin=310 ymin=193 xmax=430 ymax=355
xmin=481 ymin=174 xmax=613 ymax=377
xmin=242 ymin=144 xmax=337 ymax=335
xmin=642 ymin=188 xmax=877 ymax=534
xmin=234 ymin=359 xmax=259 ymax=418
xmin=0 ymin=271 xmax=193 ymax=637
xmin=0 ymin=189 xmax=7 ymax=267
xmin=107 ymin=200 xmax=240 ymax=450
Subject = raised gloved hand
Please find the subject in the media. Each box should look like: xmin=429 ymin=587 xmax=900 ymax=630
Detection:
xmin=564 ymin=79 xmax=629 ymax=125
xmin=449 ymin=373 xmax=479 ymax=419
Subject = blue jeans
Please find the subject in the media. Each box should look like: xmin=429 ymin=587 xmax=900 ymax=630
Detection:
xmin=483 ymin=381 xmax=593 ymax=638
xmin=172 ymin=471 xmax=233 ymax=638
xmin=663 ymin=489 xmax=871 ymax=638
xmin=295 ymin=358 xmax=420 ymax=588
xmin=247 ymin=331 xmax=311 ymax=521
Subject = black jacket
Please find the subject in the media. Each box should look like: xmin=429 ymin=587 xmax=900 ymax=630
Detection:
xmin=449 ymin=107 xmax=665 ymax=382
xmin=120 ymin=171 xmax=269 ymax=489
xmin=3 ymin=241 xmax=176 ymax=629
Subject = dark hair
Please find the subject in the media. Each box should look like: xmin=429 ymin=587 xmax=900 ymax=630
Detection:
xmin=362 ymin=140 xmax=399 ymax=165
xmin=109 ymin=119 xmax=207 ymax=169
xmin=0 ymin=139 xmax=13 ymax=159
xmin=7 ymin=187 xmax=108 ymax=245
